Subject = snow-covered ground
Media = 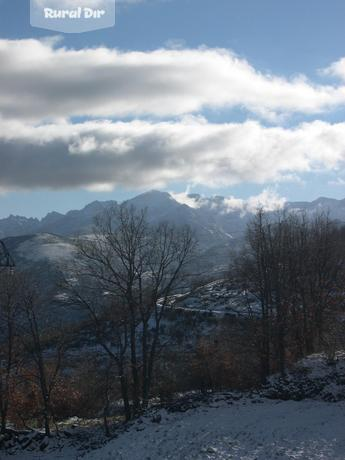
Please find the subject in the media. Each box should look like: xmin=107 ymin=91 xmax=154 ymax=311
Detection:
xmin=88 ymin=398 xmax=345 ymax=460
xmin=170 ymin=280 xmax=261 ymax=317
xmin=4 ymin=355 xmax=345 ymax=460
xmin=16 ymin=233 xmax=76 ymax=264
xmin=5 ymin=396 xmax=345 ymax=460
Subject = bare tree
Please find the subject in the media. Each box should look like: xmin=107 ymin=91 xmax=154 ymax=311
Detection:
xmin=232 ymin=209 xmax=345 ymax=381
xmin=0 ymin=271 xmax=21 ymax=433
xmin=20 ymin=282 xmax=66 ymax=437
xmin=64 ymin=276 xmax=132 ymax=421
xmin=67 ymin=204 xmax=196 ymax=415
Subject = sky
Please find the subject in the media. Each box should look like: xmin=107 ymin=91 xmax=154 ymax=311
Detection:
xmin=0 ymin=0 xmax=345 ymax=218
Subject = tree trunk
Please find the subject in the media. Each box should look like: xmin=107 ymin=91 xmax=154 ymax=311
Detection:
xmin=141 ymin=319 xmax=150 ymax=408
xmin=119 ymin=369 xmax=131 ymax=421
xmin=129 ymin=323 xmax=140 ymax=412
xmin=1 ymin=408 xmax=7 ymax=434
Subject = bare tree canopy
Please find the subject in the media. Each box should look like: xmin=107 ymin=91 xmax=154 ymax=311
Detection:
xmin=65 ymin=204 xmax=196 ymax=418
xmin=232 ymin=209 xmax=345 ymax=381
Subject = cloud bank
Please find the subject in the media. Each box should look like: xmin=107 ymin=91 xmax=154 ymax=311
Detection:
xmin=0 ymin=118 xmax=345 ymax=191
xmin=1 ymin=38 xmax=345 ymax=195
xmin=1 ymin=39 xmax=345 ymax=122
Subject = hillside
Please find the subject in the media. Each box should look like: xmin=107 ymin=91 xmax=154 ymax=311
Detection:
xmin=5 ymin=351 xmax=345 ymax=460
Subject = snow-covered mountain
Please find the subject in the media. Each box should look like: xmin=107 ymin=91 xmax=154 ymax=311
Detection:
xmin=0 ymin=201 xmax=115 ymax=239
xmin=0 ymin=191 xmax=243 ymax=259
xmin=3 ymin=233 xmax=77 ymax=294
xmin=1 ymin=191 xmax=343 ymax=283
xmin=2 ymin=191 xmax=344 ymax=241
xmin=285 ymin=196 xmax=345 ymax=221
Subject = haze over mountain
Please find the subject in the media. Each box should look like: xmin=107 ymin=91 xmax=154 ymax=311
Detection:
xmin=1 ymin=191 xmax=345 ymax=241
xmin=1 ymin=190 xmax=344 ymax=285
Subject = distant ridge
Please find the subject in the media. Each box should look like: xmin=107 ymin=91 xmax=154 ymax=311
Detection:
xmin=0 ymin=191 xmax=344 ymax=239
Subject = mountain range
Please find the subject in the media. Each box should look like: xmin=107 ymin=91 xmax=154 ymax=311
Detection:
xmin=2 ymin=191 xmax=345 ymax=241
xmin=1 ymin=190 xmax=345 ymax=296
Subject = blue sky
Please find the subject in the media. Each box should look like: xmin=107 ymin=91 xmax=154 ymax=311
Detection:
xmin=0 ymin=0 xmax=345 ymax=217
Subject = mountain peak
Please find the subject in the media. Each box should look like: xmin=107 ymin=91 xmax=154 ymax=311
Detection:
xmin=125 ymin=190 xmax=175 ymax=207
xmin=136 ymin=190 xmax=172 ymax=199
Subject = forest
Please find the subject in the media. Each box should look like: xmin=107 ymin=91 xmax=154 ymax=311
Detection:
xmin=1 ymin=205 xmax=344 ymax=440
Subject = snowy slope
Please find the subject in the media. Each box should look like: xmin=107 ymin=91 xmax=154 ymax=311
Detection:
xmin=6 ymin=353 xmax=345 ymax=460
xmin=5 ymin=397 xmax=345 ymax=459
xmin=171 ymin=280 xmax=261 ymax=317
xmin=3 ymin=234 xmax=77 ymax=306
xmin=86 ymin=398 xmax=345 ymax=460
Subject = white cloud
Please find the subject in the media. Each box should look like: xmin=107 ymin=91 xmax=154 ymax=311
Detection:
xmin=323 ymin=58 xmax=345 ymax=81
xmin=171 ymin=189 xmax=286 ymax=214
xmin=170 ymin=190 xmax=203 ymax=209
xmin=85 ymin=183 xmax=115 ymax=192
xmin=1 ymin=39 xmax=345 ymax=121
xmin=244 ymin=189 xmax=287 ymax=213
xmin=0 ymin=118 xmax=345 ymax=191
